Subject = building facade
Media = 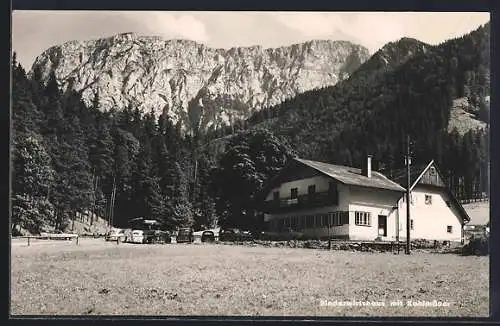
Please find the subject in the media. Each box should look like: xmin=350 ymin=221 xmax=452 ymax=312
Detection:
xmin=259 ymin=157 xmax=470 ymax=242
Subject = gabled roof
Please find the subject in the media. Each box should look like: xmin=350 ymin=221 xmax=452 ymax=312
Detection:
xmin=254 ymin=157 xmax=405 ymax=205
xmin=294 ymin=158 xmax=406 ymax=192
xmin=391 ymin=160 xmax=471 ymax=224
xmin=390 ymin=160 xmax=434 ymax=190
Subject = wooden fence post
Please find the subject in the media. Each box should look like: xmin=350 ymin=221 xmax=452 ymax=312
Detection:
xmin=27 ymin=236 xmax=30 ymax=246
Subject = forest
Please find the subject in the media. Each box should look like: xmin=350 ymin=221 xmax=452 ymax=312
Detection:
xmin=10 ymin=22 xmax=490 ymax=235
xmin=11 ymin=56 xmax=293 ymax=234
xmin=248 ymin=22 xmax=490 ymax=201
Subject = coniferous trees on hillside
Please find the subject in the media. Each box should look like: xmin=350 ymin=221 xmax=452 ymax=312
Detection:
xmin=11 ymin=55 xmax=213 ymax=234
xmin=12 ymin=55 xmax=294 ymax=233
xmin=211 ymin=129 xmax=294 ymax=230
xmin=10 ymin=22 xmax=490 ymax=235
xmin=246 ymin=22 xmax=490 ymax=201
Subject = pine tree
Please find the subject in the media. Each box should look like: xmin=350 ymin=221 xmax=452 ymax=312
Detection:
xmin=212 ymin=129 xmax=293 ymax=229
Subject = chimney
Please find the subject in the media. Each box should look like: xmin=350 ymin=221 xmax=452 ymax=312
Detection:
xmin=362 ymin=155 xmax=372 ymax=178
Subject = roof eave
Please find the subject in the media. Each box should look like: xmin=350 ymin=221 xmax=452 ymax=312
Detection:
xmin=294 ymin=158 xmax=348 ymax=186
xmin=296 ymin=158 xmax=406 ymax=192
xmin=350 ymin=183 xmax=406 ymax=193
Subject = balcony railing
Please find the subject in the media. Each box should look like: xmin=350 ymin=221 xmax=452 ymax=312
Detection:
xmin=262 ymin=191 xmax=338 ymax=213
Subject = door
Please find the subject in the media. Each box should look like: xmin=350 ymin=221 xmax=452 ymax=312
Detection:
xmin=378 ymin=215 xmax=387 ymax=237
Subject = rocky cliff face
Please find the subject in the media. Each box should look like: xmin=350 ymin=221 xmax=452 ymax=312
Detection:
xmin=30 ymin=32 xmax=370 ymax=132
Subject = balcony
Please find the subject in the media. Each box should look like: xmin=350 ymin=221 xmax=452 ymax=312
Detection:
xmin=262 ymin=191 xmax=338 ymax=213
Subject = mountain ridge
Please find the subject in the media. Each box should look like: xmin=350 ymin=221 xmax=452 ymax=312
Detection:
xmin=247 ymin=22 xmax=490 ymax=172
xmin=30 ymin=34 xmax=370 ymax=133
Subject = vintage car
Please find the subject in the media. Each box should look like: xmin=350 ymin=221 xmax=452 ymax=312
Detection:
xmin=105 ymin=228 xmax=126 ymax=242
xmin=176 ymin=228 xmax=194 ymax=243
xmin=143 ymin=229 xmax=171 ymax=244
xmin=130 ymin=230 xmax=145 ymax=244
xmin=201 ymin=230 xmax=215 ymax=242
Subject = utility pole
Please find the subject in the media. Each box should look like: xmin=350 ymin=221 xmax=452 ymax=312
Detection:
xmin=89 ymin=168 xmax=95 ymax=224
xmin=192 ymin=158 xmax=198 ymax=202
xmin=90 ymin=176 xmax=98 ymax=226
xmin=327 ymin=214 xmax=331 ymax=250
xmin=405 ymin=134 xmax=411 ymax=255
xmin=396 ymin=205 xmax=400 ymax=254
xmin=110 ymin=175 xmax=117 ymax=228
xmin=107 ymin=195 xmax=111 ymax=229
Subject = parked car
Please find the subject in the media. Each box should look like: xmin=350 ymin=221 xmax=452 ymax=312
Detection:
xmin=240 ymin=230 xmax=254 ymax=241
xmin=219 ymin=228 xmax=254 ymax=242
xmin=201 ymin=231 xmax=215 ymax=243
xmin=162 ymin=230 xmax=172 ymax=243
xmin=123 ymin=228 xmax=133 ymax=242
xmin=105 ymin=228 xmax=126 ymax=242
xmin=130 ymin=230 xmax=145 ymax=244
xmin=177 ymin=228 xmax=194 ymax=243
xmin=143 ymin=229 xmax=171 ymax=244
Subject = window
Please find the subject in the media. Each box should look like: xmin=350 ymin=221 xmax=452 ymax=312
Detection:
xmin=425 ymin=194 xmax=432 ymax=205
xmin=447 ymin=225 xmax=453 ymax=233
xmin=329 ymin=211 xmax=349 ymax=226
xmin=410 ymin=219 xmax=414 ymax=230
xmin=315 ymin=214 xmax=323 ymax=227
xmin=321 ymin=214 xmax=328 ymax=227
xmin=305 ymin=215 xmax=314 ymax=228
xmin=335 ymin=212 xmax=341 ymax=226
xmin=329 ymin=181 xmax=339 ymax=205
xmin=291 ymin=188 xmax=298 ymax=199
xmin=277 ymin=218 xmax=284 ymax=230
xmin=355 ymin=211 xmax=371 ymax=226
xmin=329 ymin=212 xmax=335 ymax=226
xmin=271 ymin=219 xmax=278 ymax=231
xmin=308 ymin=185 xmax=316 ymax=203
xmin=429 ymin=167 xmax=436 ymax=176
xmin=299 ymin=215 xmax=306 ymax=229
xmin=284 ymin=216 xmax=290 ymax=228
xmin=342 ymin=212 xmax=349 ymax=225
xmin=328 ymin=213 xmax=333 ymax=226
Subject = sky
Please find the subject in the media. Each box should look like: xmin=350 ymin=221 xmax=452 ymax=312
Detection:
xmin=12 ymin=11 xmax=490 ymax=70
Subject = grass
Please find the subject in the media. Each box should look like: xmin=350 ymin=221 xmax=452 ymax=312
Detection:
xmin=10 ymin=238 xmax=489 ymax=317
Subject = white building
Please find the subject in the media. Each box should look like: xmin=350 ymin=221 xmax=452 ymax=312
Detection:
xmin=258 ymin=157 xmax=470 ymax=242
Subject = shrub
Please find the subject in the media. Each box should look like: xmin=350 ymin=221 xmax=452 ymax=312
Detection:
xmin=462 ymin=234 xmax=489 ymax=256
xmin=11 ymin=194 xmax=54 ymax=235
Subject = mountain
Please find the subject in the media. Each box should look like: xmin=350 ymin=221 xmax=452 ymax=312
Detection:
xmin=245 ymin=22 xmax=490 ymax=201
xmin=348 ymin=37 xmax=430 ymax=81
xmin=249 ymin=22 xmax=490 ymax=162
xmin=247 ymin=37 xmax=432 ymax=127
xmin=11 ymin=24 xmax=490 ymax=236
xmin=29 ymin=33 xmax=370 ymax=133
